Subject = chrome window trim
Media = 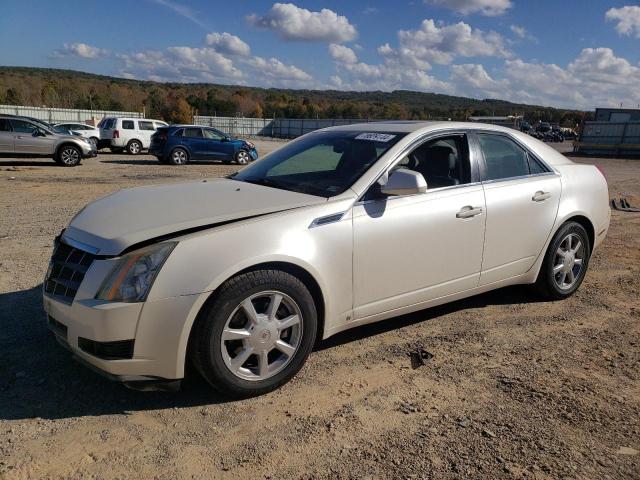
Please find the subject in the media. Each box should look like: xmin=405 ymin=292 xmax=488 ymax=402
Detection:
xmin=480 ymin=171 xmax=559 ymax=186
xmin=354 ymin=180 xmax=483 ymax=206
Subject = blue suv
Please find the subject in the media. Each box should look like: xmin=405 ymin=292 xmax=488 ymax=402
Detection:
xmin=149 ymin=125 xmax=258 ymax=165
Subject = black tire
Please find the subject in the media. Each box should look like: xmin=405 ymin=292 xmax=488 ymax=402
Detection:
xmin=535 ymin=221 xmax=591 ymax=300
xmin=169 ymin=147 xmax=189 ymax=165
xmin=55 ymin=145 xmax=82 ymax=167
xmin=190 ymin=269 xmax=317 ymax=397
xmin=127 ymin=139 xmax=142 ymax=155
xmin=234 ymin=149 xmax=250 ymax=165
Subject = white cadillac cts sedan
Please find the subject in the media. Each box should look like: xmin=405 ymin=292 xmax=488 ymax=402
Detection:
xmin=43 ymin=122 xmax=610 ymax=396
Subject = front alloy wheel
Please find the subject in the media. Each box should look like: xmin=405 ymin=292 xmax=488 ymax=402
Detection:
xmin=235 ymin=150 xmax=250 ymax=165
xmin=58 ymin=146 xmax=81 ymax=166
xmin=221 ymin=291 xmax=302 ymax=381
xmin=190 ymin=269 xmax=317 ymax=397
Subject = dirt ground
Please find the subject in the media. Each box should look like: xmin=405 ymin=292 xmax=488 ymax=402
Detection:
xmin=0 ymin=139 xmax=638 ymax=479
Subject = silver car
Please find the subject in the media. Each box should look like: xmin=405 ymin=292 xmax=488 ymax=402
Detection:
xmin=0 ymin=115 xmax=97 ymax=166
xmin=43 ymin=122 xmax=610 ymax=395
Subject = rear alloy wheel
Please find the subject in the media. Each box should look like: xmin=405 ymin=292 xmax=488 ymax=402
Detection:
xmin=235 ymin=150 xmax=250 ymax=165
xmin=57 ymin=145 xmax=81 ymax=167
xmin=190 ymin=270 xmax=317 ymax=397
xmin=127 ymin=140 xmax=142 ymax=155
xmin=169 ymin=148 xmax=188 ymax=165
xmin=535 ymin=221 xmax=591 ymax=300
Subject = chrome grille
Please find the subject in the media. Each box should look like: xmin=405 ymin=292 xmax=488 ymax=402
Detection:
xmin=44 ymin=239 xmax=96 ymax=303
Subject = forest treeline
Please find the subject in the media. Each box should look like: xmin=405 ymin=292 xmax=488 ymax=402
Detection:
xmin=0 ymin=67 xmax=586 ymax=126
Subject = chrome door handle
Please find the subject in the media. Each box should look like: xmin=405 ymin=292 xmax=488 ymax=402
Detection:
xmin=456 ymin=206 xmax=483 ymax=218
xmin=532 ymin=191 xmax=551 ymax=202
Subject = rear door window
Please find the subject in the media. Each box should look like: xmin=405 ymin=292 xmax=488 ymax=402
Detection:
xmin=172 ymin=128 xmax=184 ymax=137
xmin=477 ymin=134 xmax=530 ymax=181
xmin=139 ymin=121 xmax=155 ymax=131
xmin=0 ymin=119 xmax=12 ymax=131
xmin=184 ymin=128 xmax=203 ymax=138
xmin=122 ymin=120 xmax=135 ymax=130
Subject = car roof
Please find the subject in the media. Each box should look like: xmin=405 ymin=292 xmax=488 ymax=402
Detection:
xmin=321 ymin=120 xmax=524 ymax=135
xmin=322 ymin=120 xmax=574 ymax=167
xmin=102 ymin=117 xmax=165 ymax=122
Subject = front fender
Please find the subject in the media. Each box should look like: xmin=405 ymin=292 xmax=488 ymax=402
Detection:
xmin=142 ymin=201 xmax=355 ymax=376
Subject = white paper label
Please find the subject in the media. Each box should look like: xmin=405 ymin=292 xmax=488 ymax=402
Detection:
xmin=355 ymin=133 xmax=396 ymax=142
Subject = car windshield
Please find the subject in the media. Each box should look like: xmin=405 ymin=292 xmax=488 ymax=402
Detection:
xmin=232 ymin=130 xmax=406 ymax=197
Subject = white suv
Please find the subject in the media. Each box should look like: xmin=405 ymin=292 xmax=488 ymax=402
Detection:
xmin=98 ymin=117 xmax=168 ymax=154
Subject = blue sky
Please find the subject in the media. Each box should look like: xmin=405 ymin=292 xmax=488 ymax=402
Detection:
xmin=1 ymin=0 xmax=639 ymax=109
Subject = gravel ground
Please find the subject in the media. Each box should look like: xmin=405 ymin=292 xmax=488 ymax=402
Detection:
xmin=0 ymin=139 xmax=638 ymax=479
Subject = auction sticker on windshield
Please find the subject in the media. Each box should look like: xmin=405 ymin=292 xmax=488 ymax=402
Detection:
xmin=355 ymin=133 xmax=397 ymax=142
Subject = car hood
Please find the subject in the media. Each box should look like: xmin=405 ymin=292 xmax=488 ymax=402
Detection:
xmin=63 ymin=178 xmax=326 ymax=255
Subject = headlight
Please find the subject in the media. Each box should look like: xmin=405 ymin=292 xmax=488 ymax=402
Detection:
xmin=245 ymin=141 xmax=255 ymax=149
xmin=96 ymin=242 xmax=176 ymax=302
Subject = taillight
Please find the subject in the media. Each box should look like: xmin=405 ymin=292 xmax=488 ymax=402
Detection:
xmin=595 ymin=164 xmax=607 ymax=181
xmin=113 ymin=129 xmax=119 ymax=139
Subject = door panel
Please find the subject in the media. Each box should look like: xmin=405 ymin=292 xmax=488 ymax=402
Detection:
xmin=352 ymin=184 xmax=486 ymax=319
xmin=0 ymin=119 xmax=13 ymax=152
xmin=14 ymin=133 xmax=56 ymax=154
xmin=480 ymin=175 xmax=561 ymax=285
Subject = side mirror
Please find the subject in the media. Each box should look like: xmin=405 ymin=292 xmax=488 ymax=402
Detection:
xmin=380 ymin=168 xmax=428 ymax=196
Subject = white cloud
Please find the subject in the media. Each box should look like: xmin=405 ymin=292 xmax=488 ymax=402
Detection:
xmin=52 ymin=43 xmax=110 ymax=59
xmin=205 ymin=32 xmax=251 ymax=56
xmin=567 ymin=47 xmax=640 ymax=84
xmin=426 ymin=0 xmax=512 ymax=16
xmin=606 ymin=6 xmax=640 ymax=38
xmin=509 ymin=24 xmax=537 ymax=43
xmin=117 ymin=46 xmax=313 ymax=88
xmin=450 ymin=63 xmax=508 ymax=97
xmin=363 ymin=6 xmax=379 ymax=15
xmin=380 ymin=19 xmax=509 ymax=69
xmin=118 ymin=47 xmax=243 ymax=83
xmin=478 ymin=48 xmax=640 ymax=109
xmin=509 ymin=25 xmax=526 ymax=39
xmin=247 ymin=3 xmax=357 ymax=42
xmin=335 ymin=60 xmax=452 ymax=93
xmin=328 ymin=44 xmax=358 ymax=64
xmin=243 ymin=56 xmax=312 ymax=83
